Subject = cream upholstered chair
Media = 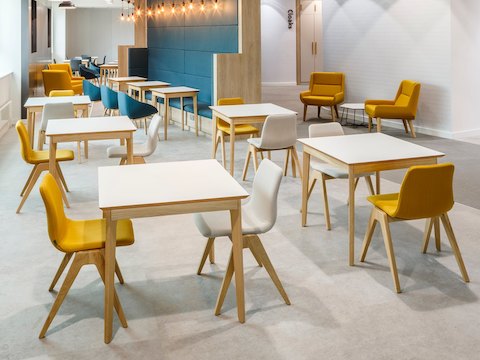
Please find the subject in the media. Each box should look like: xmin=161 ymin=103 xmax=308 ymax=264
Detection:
xmin=242 ymin=114 xmax=301 ymax=181
xmin=107 ymin=114 xmax=162 ymax=165
xmin=194 ymin=159 xmax=290 ymax=310
xmin=306 ymin=123 xmax=375 ymax=230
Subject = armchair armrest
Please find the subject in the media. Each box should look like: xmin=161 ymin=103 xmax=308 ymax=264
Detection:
xmin=72 ymin=76 xmax=85 ymax=81
xmin=365 ymin=99 xmax=395 ymax=105
xmin=334 ymin=92 xmax=344 ymax=104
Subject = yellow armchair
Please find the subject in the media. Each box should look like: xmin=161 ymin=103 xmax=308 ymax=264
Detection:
xmin=42 ymin=70 xmax=83 ymax=96
xmin=48 ymin=63 xmax=84 ymax=86
xmin=300 ymin=72 xmax=345 ymax=122
xmin=365 ymin=80 xmax=421 ymax=137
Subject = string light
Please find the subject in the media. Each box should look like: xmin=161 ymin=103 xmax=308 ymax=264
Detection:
xmin=171 ymin=2 xmax=175 ymax=13
xmin=147 ymin=8 xmax=152 ymax=16
xmin=157 ymin=3 xmax=161 ymax=14
xmin=120 ymin=0 xmax=222 ymax=20
xmin=161 ymin=2 xmax=165 ymax=12
xmin=189 ymin=0 xmax=193 ymax=10
xmin=182 ymin=2 xmax=186 ymax=13
xmin=136 ymin=6 xmax=141 ymax=16
xmin=213 ymin=0 xmax=218 ymax=10
xmin=200 ymin=0 xmax=205 ymax=11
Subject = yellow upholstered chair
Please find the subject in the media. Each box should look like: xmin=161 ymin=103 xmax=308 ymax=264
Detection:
xmin=48 ymin=63 xmax=84 ymax=86
xmin=300 ymin=72 xmax=345 ymax=122
xmin=42 ymin=70 xmax=83 ymax=96
xmin=15 ymin=121 xmax=74 ymax=213
xmin=49 ymin=90 xmax=75 ymax=97
xmin=365 ymin=80 xmax=421 ymax=138
xmin=360 ymin=163 xmax=469 ymax=293
xmin=38 ymin=173 xmax=135 ymax=338
xmin=214 ymin=97 xmax=259 ymax=167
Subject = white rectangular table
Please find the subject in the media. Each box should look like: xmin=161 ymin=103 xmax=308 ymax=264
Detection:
xmin=127 ymin=81 xmax=170 ymax=102
xmin=98 ymin=159 xmax=249 ymax=343
xmin=210 ymin=103 xmax=297 ymax=175
xmin=108 ymin=76 xmax=147 ymax=91
xmin=24 ymin=95 xmax=91 ymax=147
xmin=46 ymin=116 xmax=137 ymax=207
xmin=151 ymin=86 xmax=199 ymax=140
xmin=298 ymin=133 xmax=445 ymax=266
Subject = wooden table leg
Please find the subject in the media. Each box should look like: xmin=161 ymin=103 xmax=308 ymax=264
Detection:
xmin=82 ymin=105 xmax=89 ymax=159
xmin=376 ymin=171 xmax=381 ymax=194
xmin=194 ymin=94 xmax=198 ymax=136
xmin=49 ymin=141 xmax=70 ymax=208
xmin=230 ymin=201 xmax=245 ymax=323
xmin=301 ymin=151 xmax=310 ymax=226
xmin=181 ymin=97 xmax=185 ymax=131
xmin=126 ymin=136 xmax=133 ymax=164
xmin=229 ymin=122 xmax=235 ymax=176
xmin=163 ymin=96 xmax=169 ymax=141
xmin=211 ymin=115 xmax=217 ymax=158
xmin=348 ymin=167 xmax=355 ymax=266
xmin=27 ymin=109 xmax=35 ymax=147
xmin=104 ymin=210 xmax=117 ymax=344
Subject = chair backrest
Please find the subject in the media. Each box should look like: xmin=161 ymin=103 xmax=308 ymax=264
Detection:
xmin=309 ymin=122 xmax=344 ymax=138
xmin=40 ymin=102 xmax=75 ymax=131
xmin=89 ymin=63 xmax=100 ymax=75
xmin=257 ymin=114 xmax=297 ymax=150
xmin=394 ymin=80 xmax=421 ymax=117
xmin=49 ymin=90 xmax=75 ymax=97
xmin=309 ymin=72 xmax=345 ymax=97
xmin=143 ymin=114 xmax=162 ymax=156
xmin=243 ymin=159 xmax=283 ymax=234
xmin=79 ymin=65 xmax=96 ymax=80
xmin=118 ymin=91 xmax=157 ymax=120
xmin=83 ymin=80 xmax=101 ymax=101
xmin=100 ymin=85 xmax=119 ymax=110
xmin=15 ymin=121 xmax=33 ymax=164
xmin=48 ymin=63 xmax=73 ymax=78
xmin=393 ymin=163 xmax=454 ymax=220
xmin=70 ymin=58 xmax=82 ymax=72
xmin=217 ymin=97 xmax=244 ymax=128
xmin=81 ymin=54 xmax=90 ymax=60
xmin=42 ymin=70 xmax=73 ymax=97
xmin=39 ymin=173 xmax=69 ymax=248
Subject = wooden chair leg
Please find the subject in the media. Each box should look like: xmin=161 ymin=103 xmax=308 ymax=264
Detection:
xmin=39 ymin=252 xmax=84 ymax=338
xmin=115 ymin=260 xmax=125 ymax=284
xmin=197 ymin=238 xmax=215 ymax=275
xmin=252 ymin=147 xmax=259 ymax=172
xmin=377 ymin=118 xmax=382 ymax=133
xmin=360 ymin=208 xmax=377 ymax=261
xmin=434 ymin=217 xmax=441 ymax=251
xmin=378 ymin=212 xmax=401 ymax=293
xmin=365 ymin=176 xmax=375 ymax=195
xmin=291 ymin=146 xmax=302 ymax=179
xmin=407 ymin=120 xmax=416 ymax=138
xmin=368 ymin=117 xmax=372 ymax=132
xmin=17 ymin=164 xmax=43 ymax=213
xmin=303 ymin=104 xmax=307 ymax=121
xmin=20 ymin=166 xmax=36 ymax=197
xmin=246 ymin=240 xmax=263 ymax=267
xmin=209 ymin=242 xmax=215 ymax=264
xmin=220 ymin=132 xmax=226 ymax=169
xmin=119 ymin=158 xmax=126 ymax=165
xmin=49 ymin=253 xmax=73 ymax=291
xmin=440 ymin=213 xmax=469 ymax=282
xmin=321 ymin=174 xmax=331 ymax=230
xmin=133 ymin=157 xmax=146 ymax=164
xmin=330 ymin=106 xmax=336 ymax=122
xmin=421 ymin=217 xmax=434 ymax=253
xmin=267 ymin=151 xmax=271 ymax=160
xmin=38 ymin=131 xmax=45 ymax=150
xmin=56 ymin=163 xmax=69 ymax=193
xmin=346 ymin=178 xmax=360 ymax=205
xmin=334 ymin=105 xmax=339 ymax=118
xmin=213 ymin=130 xmax=220 ymax=159
xmin=248 ymin=236 xmax=290 ymax=305
xmin=214 ymin=250 xmax=234 ymax=315
xmin=317 ymin=106 xmax=321 ymax=118
xmin=283 ymin=149 xmax=290 ymax=176
xmin=291 ymin=149 xmax=297 ymax=178
xmin=84 ymin=141 xmax=88 ymax=159
xmin=259 ymin=151 xmax=264 ymax=160
xmin=77 ymin=142 xmax=82 ymax=163
xmin=242 ymin=148 xmax=252 ymax=181
xmin=402 ymin=119 xmax=409 ymax=134
xmin=306 ymin=177 xmax=317 ymax=201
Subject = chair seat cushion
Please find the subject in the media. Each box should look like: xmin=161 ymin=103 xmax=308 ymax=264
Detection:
xmin=247 ymin=137 xmax=290 ymax=151
xmin=193 ymin=210 xmax=270 ymax=238
xmin=184 ymin=102 xmax=212 ymax=119
xmin=107 ymin=143 xmax=151 ymax=158
xmin=58 ymin=218 xmax=134 ymax=253
xmin=218 ymin=122 xmax=258 ymax=135
xmin=367 ymin=193 xmax=399 ymax=218
xmin=301 ymin=95 xmax=336 ymax=106
xmin=170 ymin=98 xmax=193 ymax=109
xmin=311 ymin=158 xmax=374 ymax=179
xmin=30 ymin=149 xmax=74 ymax=164
xmin=365 ymin=104 xmax=415 ymax=119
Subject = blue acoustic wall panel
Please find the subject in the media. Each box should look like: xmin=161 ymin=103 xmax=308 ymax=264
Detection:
xmin=147 ymin=0 xmax=238 ymax=110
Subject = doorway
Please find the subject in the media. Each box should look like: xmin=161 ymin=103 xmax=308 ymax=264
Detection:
xmin=296 ymin=0 xmax=323 ymax=84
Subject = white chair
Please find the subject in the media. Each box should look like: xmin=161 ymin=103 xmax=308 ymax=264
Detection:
xmin=194 ymin=159 xmax=290 ymax=309
xmin=38 ymin=102 xmax=86 ymax=160
xmin=307 ymin=123 xmax=375 ymax=230
xmin=242 ymin=114 xmax=301 ymax=181
xmin=107 ymin=114 xmax=162 ymax=165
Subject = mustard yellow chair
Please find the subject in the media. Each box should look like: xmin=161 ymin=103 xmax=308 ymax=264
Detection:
xmin=214 ymin=97 xmax=259 ymax=167
xmin=15 ymin=121 xmax=74 ymax=213
xmin=48 ymin=63 xmax=84 ymax=86
xmin=365 ymin=80 xmax=421 ymax=138
xmin=49 ymin=90 xmax=75 ymax=97
xmin=360 ymin=163 xmax=469 ymax=293
xmin=38 ymin=173 xmax=135 ymax=338
xmin=300 ymin=72 xmax=345 ymax=122
xmin=42 ymin=70 xmax=83 ymax=96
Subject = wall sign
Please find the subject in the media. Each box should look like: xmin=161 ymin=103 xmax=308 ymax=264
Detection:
xmin=287 ymin=9 xmax=294 ymax=29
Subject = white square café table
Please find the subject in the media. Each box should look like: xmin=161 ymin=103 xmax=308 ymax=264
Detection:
xmin=127 ymin=80 xmax=170 ymax=102
xmin=98 ymin=159 xmax=249 ymax=343
xmin=298 ymin=133 xmax=445 ymax=266
xmin=209 ymin=103 xmax=297 ymax=176
xmin=46 ymin=116 xmax=137 ymax=207
xmin=23 ymin=95 xmax=91 ymax=147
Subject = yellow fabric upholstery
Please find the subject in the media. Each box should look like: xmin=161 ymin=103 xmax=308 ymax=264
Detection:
xmin=49 ymin=90 xmax=75 ymax=97
xmin=42 ymin=70 xmax=83 ymax=96
xmin=16 ymin=121 xmax=74 ymax=164
xmin=48 ymin=63 xmax=84 ymax=83
xmin=365 ymin=80 xmax=421 ymax=120
xmin=39 ymin=173 xmax=135 ymax=253
xmin=368 ymin=163 xmax=454 ymax=220
xmin=300 ymin=72 xmax=345 ymax=107
xmin=217 ymin=97 xmax=258 ymax=135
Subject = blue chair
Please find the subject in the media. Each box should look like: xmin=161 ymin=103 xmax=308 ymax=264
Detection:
xmin=88 ymin=63 xmax=100 ymax=76
xmin=79 ymin=65 xmax=100 ymax=84
xmin=83 ymin=80 xmax=101 ymax=117
xmin=100 ymin=85 xmax=119 ymax=116
xmin=118 ymin=92 xmax=158 ymax=134
xmin=70 ymin=58 xmax=82 ymax=75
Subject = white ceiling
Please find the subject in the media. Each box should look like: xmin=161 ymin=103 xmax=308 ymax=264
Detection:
xmin=48 ymin=0 xmax=126 ymax=8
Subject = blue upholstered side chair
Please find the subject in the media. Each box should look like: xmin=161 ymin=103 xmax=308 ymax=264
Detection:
xmin=118 ymin=92 xmax=158 ymax=134
xmin=70 ymin=58 xmax=82 ymax=76
xmin=88 ymin=63 xmax=101 ymax=76
xmin=79 ymin=65 xmax=100 ymax=85
xmin=100 ymin=85 xmax=119 ymax=116
xmin=83 ymin=80 xmax=101 ymax=116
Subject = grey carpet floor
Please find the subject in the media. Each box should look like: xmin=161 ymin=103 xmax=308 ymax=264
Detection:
xmin=0 ymin=87 xmax=479 ymax=359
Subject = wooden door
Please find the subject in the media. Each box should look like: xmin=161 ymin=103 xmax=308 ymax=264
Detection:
xmin=298 ymin=0 xmax=323 ymax=84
